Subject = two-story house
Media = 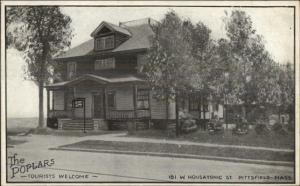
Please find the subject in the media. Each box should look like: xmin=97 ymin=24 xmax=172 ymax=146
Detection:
xmin=46 ymin=18 xmax=223 ymax=130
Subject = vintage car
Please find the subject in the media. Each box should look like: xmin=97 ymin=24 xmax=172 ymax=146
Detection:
xmin=232 ymin=123 xmax=249 ymax=135
xmin=207 ymin=119 xmax=224 ymax=135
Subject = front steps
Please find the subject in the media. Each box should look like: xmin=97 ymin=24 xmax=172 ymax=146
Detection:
xmin=57 ymin=118 xmax=150 ymax=131
xmin=59 ymin=119 xmax=94 ymax=130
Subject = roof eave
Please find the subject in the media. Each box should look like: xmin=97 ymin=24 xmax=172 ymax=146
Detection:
xmin=53 ymin=48 xmax=148 ymax=62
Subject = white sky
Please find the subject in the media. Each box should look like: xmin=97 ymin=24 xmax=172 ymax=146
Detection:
xmin=7 ymin=7 xmax=294 ymax=118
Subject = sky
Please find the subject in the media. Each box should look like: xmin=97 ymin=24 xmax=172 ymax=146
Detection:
xmin=6 ymin=6 xmax=294 ymax=118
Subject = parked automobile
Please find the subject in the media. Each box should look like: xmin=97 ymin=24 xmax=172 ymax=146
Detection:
xmin=232 ymin=123 xmax=249 ymax=135
xmin=179 ymin=109 xmax=198 ymax=133
xmin=181 ymin=121 xmax=198 ymax=133
xmin=207 ymin=119 xmax=224 ymax=135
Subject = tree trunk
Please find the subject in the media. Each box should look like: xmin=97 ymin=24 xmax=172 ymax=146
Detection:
xmin=38 ymin=82 xmax=45 ymax=128
xmin=242 ymin=104 xmax=246 ymax=119
xmin=166 ymin=94 xmax=169 ymax=124
xmin=175 ymin=91 xmax=179 ymax=136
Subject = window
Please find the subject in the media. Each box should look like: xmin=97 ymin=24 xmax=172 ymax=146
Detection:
xmin=95 ymin=58 xmax=115 ymax=70
xmin=107 ymin=91 xmax=116 ymax=109
xmin=67 ymin=62 xmax=76 ymax=79
xmin=189 ymin=94 xmax=199 ymax=111
xmin=95 ymin=35 xmax=114 ymax=50
xmin=214 ymin=103 xmax=219 ymax=111
xmin=203 ymin=104 xmax=209 ymax=112
xmin=137 ymin=89 xmax=149 ymax=110
xmin=202 ymin=97 xmax=209 ymax=112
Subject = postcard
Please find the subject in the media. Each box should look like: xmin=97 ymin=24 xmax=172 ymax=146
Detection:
xmin=1 ymin=0 xmax=299 ymax=185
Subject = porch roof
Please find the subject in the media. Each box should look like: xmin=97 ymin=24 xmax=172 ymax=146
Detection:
xmin=46 ymin=73 xmax=145 ymax=89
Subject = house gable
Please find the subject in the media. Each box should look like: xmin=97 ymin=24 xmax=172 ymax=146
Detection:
xmin=91 ymin=21 xmax=131 ymax=51
xmin=55 ymin=18 xmax=154 ymax=60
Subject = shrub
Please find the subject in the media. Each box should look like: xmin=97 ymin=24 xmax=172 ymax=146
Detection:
xmin=179 ymin=110 xmax=197 ymax=133
xmin=287 ymin=120 xmax=295 ymax=132
xmin=272 ymin=122 xmax=288 ymax=135
xmin=272 ymin=122 xmax=283 ymax=132
xmin=255 ymin=123 xmax=270 ymax=135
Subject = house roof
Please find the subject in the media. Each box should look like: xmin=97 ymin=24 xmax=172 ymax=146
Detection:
xmin=56 ymin=18 xmax=154 ymax=60
xmin=46 ymin=72 xmax=145 ymax=88
xmin=90 ymin=21 xmax=132 ymax=37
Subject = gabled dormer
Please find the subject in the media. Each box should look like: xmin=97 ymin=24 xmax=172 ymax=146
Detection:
xmin=91 ymin=21 xmax=131 ymax=51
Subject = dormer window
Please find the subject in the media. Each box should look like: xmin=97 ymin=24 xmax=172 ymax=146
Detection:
xmin=95 ymin=35 xmax=114 ymax=51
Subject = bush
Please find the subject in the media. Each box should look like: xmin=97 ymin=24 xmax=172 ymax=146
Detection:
xmin=47 ymin=117 xmax=58 ymax=129
xmin=272 ymin=122 xmax=288 ymax=135
xmin=272 ymin=122 xmax=283 ymax=132
xmin=287 ymin=120 xmax=295 ymax=132
xmin=255 ymin=123 xmax=270 ymax=135
xmin=179 ymin=110 xmax=197 ymax=133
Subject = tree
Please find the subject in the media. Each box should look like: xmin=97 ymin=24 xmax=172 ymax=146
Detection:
xmin=144 ymin=10 xmax=195 ymax=135
xmin=221 ymin=10 xmax=276 ymax=118
xmin=221 ymin=10 xmax=295 ymax=122
xmin=6 ymin=7 xmax=73 ymax=128
xmin=277 ymin=63 xmax=295 ymax=122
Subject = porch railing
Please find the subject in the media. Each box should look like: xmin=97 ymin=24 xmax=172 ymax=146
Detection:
xmin=49 ymin=110 xmax=72 ymax=118
xmin=49 ymin=110 xmax=150 ymax=120
xmin=107 ymin=110 xmax=150 ymax=120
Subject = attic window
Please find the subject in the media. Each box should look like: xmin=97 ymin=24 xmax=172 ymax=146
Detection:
xmin=95 ymin=35 xmax=114 ymax=50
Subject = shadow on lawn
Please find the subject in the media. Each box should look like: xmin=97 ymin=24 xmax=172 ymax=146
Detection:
xmin=129 ymin=128 xmax=295 ymax=149
xmin=7 ymin=137 xmax=27 ymax=147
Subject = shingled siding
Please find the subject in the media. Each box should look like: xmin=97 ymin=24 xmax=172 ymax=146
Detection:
xmin=115 ymin=33 xmax=129 ymax=47
xmin=108 ymin=86 xmax=134 ymax=110
xmin=137 ymin=54 xmax=147 ymax=73
xmin=150 ymin=93 xmax=176 ymax=120
xmin=53 ymin=91 xmax=65 ymax=110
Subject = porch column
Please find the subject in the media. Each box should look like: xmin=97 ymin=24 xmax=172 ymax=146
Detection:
xmin=47 ymin=89 xmax=50 ymax=118
xmin=133 ymin=84 xmax=137 ymax=119
xmin=103 ymin=86 xmax=107 ymax=119
xmin=52 ymin=90 xmax=55 ymax=111
xmin=72 ymin=87 xmax=75 ymax=118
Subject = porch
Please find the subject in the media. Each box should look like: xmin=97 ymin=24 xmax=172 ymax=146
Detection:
xmin=46 ymin=74 xmax=151 ymax=130
xmin=48 ymin=109 xmax=151 ymax=120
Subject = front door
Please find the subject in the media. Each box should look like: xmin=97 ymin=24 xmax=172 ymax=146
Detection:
xmin=93 ymin=93 xmax=104 ymax=118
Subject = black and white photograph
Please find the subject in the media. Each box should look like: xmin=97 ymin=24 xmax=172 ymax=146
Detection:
xmin=1 ymin=1 xmax=299 ymax=185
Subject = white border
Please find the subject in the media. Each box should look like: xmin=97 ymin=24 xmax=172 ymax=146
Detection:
xmin=1 ymin=1 xmax=299 ymax=186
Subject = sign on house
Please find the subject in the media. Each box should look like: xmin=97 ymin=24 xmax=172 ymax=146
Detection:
xmin=72 ymin=98 xmax=85 ymax=108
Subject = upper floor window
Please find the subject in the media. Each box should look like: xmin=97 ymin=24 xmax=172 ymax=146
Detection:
xmin=67 ymin=62 xmax=76 ymax=79
xmin=95 ymin=58 xmax=115 ymax=70
xmin=137 ymin=89 xmax=149 ymax=110
xmin=95 ymin=35 xmax=114 ymax=50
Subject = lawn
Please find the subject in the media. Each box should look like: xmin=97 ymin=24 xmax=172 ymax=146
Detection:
xmin=129 ymin=128 xmax=295 ymax=149
xmin=6 ymin=117 xmax=119 ymax=137
xmin=7 ymin=117 xmax=38 ymax=136
xmin=59 ymin=140 xmax=294 ymax=162
xmin=7 ymin=137 xmax=27 ymax=146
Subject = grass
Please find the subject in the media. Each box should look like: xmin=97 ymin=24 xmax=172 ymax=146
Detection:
xmin=60 ymin=140 xmax=294 ymax=162
xmin=7 ymin=137 xmax=27 ymax=146
xmin=7 ymin=117 xmax=119 ymax=137
xmin=129 ymin=128 xmax=295 ymax=149
xmin=7 ymin=117 xmax=38 ymax=136
xmin=42 ymin=130 xmax=121 ymax=137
